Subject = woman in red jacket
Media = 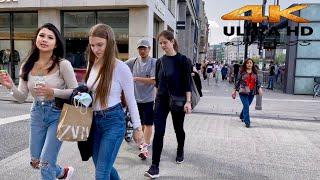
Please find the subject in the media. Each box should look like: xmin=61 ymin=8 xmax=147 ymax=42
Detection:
xmin=232 ymin=58 xmax=263 ymax=128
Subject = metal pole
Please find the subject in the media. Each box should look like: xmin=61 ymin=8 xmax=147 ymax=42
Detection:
xmin=237 ymin=20 xmax=240 ymax=63
xmin=244 ymin=43 xmax=248 ymax=60
xmin=255 ymin=0 xmax=266 ymax=110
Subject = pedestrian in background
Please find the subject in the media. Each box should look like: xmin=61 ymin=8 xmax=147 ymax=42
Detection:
xmin=126 ymin=38 xmax=157 ymax=160
xmin=214 ymin=61 xmax=222 ymax=83
xmin=144 ymin=30 xmax=192 ymax=179
xmin=267 ymin=61 xmax=275 ymax=90
xmin=0 ymin=23 xmax=78 ymax=180
xmin=221 ymin=64 xmax=228 ymax=81
xmin=206 ymin=60 xmax=214 ymax=81
xmin=85 ymin=23 xmax=143 ymax=180
xmin=233 ymin=61 xmax=240 ymax=84
xmin=191 ymin=65 xmax=203 ymax=97
xmin=232 ymin=58 xmax=263 ymax=128
xmin=201 ymin=60 xmax=207 ymax=80
xmin=228 ymin=62 xmax=234 ymax=83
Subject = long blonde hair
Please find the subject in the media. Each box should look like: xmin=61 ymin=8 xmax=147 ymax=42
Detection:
xmin=85 ymin=24 xmax=118 ymax=107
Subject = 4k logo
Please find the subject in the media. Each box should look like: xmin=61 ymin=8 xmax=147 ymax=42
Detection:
xmin=222 ymin=5 xmax=309 ymax=23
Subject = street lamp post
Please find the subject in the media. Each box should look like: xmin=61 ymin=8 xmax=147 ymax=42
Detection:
xmin=255 ymin=0 xmax=267 ymax=110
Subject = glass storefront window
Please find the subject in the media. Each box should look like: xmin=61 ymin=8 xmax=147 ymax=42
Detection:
xmin=296 ymin=59 xmax=320 ymax=77
xmin=98 ymin=11 xmax=129 ymax=60
xmin=63 ymin=10 xmax=129 ymax=71
xmin=0 ymin=13 xmax=10 ymax=40
xmin=0 ymin=12 xmax=37 ymax=81
xmin=64 ymin=12 xmax=95 ymax=38
xmin=13 ymin=13 xmax=38 ymax=39
xmin=294 ymin=77 xmax=315 ymax=94
xmin=297 ymin=41 xmax=320 ymax=58
xmin=0 ymin=13 xmax=10 ymax=71
xmin=97 ymin=11 xmax=129 ymax=43
xmin=64 ymin=12 xmax=95 ymax=71
xmin=12 ymin=13 xmax=37 ymax=80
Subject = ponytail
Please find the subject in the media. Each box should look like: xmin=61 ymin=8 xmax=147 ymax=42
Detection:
xmin=173 ymin=39 xmax=179 ymax=52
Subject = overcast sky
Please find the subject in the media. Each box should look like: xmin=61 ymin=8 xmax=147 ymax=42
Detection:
xmin=204 ymin=0 xmax=319 ymax=45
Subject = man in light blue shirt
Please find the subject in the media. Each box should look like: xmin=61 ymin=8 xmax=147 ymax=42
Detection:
xmin=126 ymin=39 xmax=157 ymax=159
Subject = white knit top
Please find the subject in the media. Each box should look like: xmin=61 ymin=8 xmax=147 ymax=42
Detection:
xmin=86 ymin=59 xmax=141 ymax=129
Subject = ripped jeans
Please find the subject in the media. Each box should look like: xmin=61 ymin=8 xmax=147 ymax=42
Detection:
xmin=29 ymin=100 xmax=64 ymax=180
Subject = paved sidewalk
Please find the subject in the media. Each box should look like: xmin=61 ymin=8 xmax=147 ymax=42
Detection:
xmin=195 ymin=79 xmax=320 ymax=121
xmin=1 ymin=114 xmax=320 ymax=180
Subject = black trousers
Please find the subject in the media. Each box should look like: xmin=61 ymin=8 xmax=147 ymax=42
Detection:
xmin=152 ymin=96 xmax=186 ymax=167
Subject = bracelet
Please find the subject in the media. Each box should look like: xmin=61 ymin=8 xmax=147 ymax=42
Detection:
xmin=186 ymin=100 xmax=191 ymax=103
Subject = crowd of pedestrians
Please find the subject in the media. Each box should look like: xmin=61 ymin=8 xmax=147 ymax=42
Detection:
xmin=0 ymin=22 xmax=269 ymax=179
xmin=0 ymin=23 xmax=200 ymax=180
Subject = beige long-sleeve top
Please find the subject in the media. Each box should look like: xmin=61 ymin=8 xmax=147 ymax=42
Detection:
xmin=11 ymin=59 xmax=78 ymax=103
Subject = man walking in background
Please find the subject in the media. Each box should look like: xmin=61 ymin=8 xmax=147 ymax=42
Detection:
xmin=126 ymin=39 xmax=157 ymax=159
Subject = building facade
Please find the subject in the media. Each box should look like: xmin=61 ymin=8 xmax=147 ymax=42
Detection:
xmin=197 ymin=0 xmax=209 ymax=63
xmin=215 ymin=43 xmax=225 ymax=63
xmin=0 ymin=0 xmax=177 ymax=81
xmin=284 ymin=3 xmax=320 ymax=95
xmin=176 ymin=0 xmax=201 ymax=64
xmin=224 ymin=37 xmax=259 ymax=64
xmin=206 ymin=45 xmax=214 ymax=62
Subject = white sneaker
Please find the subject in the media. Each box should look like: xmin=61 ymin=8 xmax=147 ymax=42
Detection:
xmin=139 ymin=143 xmax=151 ymax=150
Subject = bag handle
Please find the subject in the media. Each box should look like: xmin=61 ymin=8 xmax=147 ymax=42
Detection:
xmin=73 ymin=98 xmax=88 ymax=115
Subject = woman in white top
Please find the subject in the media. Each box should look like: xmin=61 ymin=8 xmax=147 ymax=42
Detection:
xmin=0 ymin=23 xmax=78 ymax=180
xmin=85 ymin=24 xmax=143 ymax=180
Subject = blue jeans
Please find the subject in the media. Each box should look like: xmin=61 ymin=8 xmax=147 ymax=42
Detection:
xmin=239 ymin=94 xmax=255 ymax=125
xmin=92 ymin=103 xmax=126 ymax=180
xmin=30 ymin=100 xmax=64 ymax=180
xmin=268 ymin=75 xmax=274 ymax=89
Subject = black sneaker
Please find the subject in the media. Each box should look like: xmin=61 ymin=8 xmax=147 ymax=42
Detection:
xmin=144 ymin=165 xmax=159 ymax=179
xmin=176 ymin=150 xmax=184 ymax=164
xmin=239 ymin=113 xmax=244 ymax=122
xmin=245 ymin=123 xmax=250 ymax=128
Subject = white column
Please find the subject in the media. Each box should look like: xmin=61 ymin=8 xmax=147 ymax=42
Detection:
xmin=38 ymin=9 xmax=61 ymax=31
xmin=129 ymin=7 xmax=154 ymax=59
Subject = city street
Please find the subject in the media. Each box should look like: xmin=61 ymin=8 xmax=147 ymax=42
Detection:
xmin=0 ymin=80 xmax=320 ymax=180
xmin=1 ymin=0 xmax=320 ymax=179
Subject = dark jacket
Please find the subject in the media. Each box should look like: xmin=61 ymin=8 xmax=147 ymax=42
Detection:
xmin=235 ymin=72 xmax=261 ymax=95
xmin=192 ymin=71 xmax=203 ymax=97
xmin=70 ymin=85 xmax=94 ymax=161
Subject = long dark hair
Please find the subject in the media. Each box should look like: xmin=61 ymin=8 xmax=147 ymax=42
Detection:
xmin=157 ymin=30 xmax=179 ymax=52
xmin=21 ymin=23 xmax=65 ymax=81
xmin=240 ymin=58 xmax=257 ymax=74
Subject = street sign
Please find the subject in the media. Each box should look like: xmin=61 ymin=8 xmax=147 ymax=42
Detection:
xmin=176 ymin=21 xmax=186 ymax=30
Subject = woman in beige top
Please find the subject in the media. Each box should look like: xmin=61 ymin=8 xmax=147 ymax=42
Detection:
xmin=0 ymin=23 xmax=77 ymax=180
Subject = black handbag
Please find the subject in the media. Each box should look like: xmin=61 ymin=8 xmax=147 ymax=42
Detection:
xmin=169 ymin=95 xmax=186 ymax=112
